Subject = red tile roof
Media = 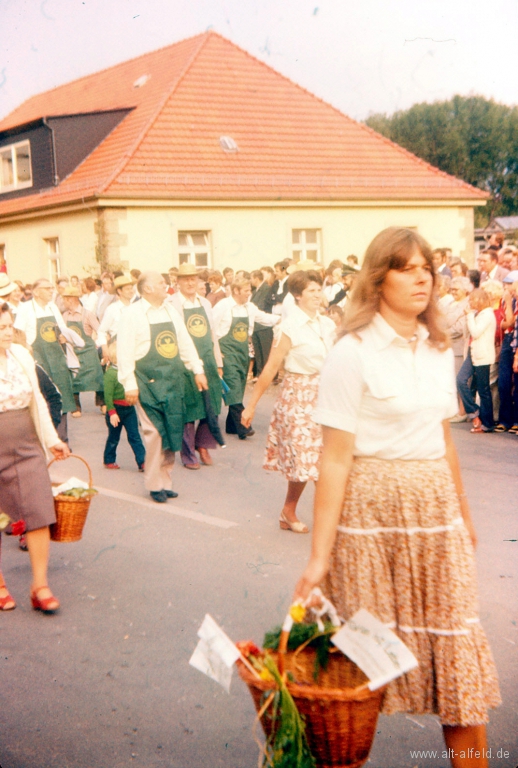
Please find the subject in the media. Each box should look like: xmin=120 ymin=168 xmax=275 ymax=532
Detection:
xmin=0 ymin=31 xmax=487 ymax=217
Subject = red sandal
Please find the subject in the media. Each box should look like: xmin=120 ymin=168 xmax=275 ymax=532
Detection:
xmin=0 ymin=585 xmax=16 ymax=611
xmin=31 ymin=586 xmax=60 ymax=614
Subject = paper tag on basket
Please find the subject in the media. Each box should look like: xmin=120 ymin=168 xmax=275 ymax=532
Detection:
xmin=52 ymin=477 xmax=90 ymax=497
xmin=189 ymin=614 xmax=241 ymax=693
xmin=331 ymin=608 xmax=418 ymax=691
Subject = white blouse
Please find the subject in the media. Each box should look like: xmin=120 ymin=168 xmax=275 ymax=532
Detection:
xmin=278 ymin=306 xmax=336 ymax=375
xmin=313 ymin=313 xmax=458 ymax=460
xmin=0 ymin=350 xmax=33 ymax=412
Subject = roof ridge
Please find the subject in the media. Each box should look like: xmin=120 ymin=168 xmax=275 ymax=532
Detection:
xmin=1 ymin=32 xmax=210 ymax=123
xmin=98 ymin=32 xmax=212 ymax=194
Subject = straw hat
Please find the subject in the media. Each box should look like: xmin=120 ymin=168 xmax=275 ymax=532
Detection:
xmin=177 ymin=263 xmax=198 ymax=277
xmin=0 ymin=274 xmax=18 ymax=297
xmin=62 ymin=285 xmax=82 ymax=298
xmin=113 ymin=274 xmax=135 ymax=289
xmin=287 ymin=260 xmax=321 ymax=275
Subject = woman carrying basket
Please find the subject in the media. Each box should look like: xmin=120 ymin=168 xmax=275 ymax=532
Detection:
xmin=0 ymin=303 xmax=69 ymax=613
xmin=294 ymin=229 xmax=500 ymax=767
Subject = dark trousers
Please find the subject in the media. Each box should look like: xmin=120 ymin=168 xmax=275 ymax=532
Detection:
xmin=498 ymin=335 xmax=518 ymax=427
xmin=457 ymin=350 xmax=494 ymax=430
xmin=252 ymin=327 xmax=273 ymax=377
xmin=225 ymin=403 xmax=249 ymax=438
xmin=104 ymin=405 xmax=146 ymax=466
xmin=181 ymin=420 xmax=218 ymax=465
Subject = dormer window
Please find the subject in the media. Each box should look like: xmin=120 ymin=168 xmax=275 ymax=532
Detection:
xmin=0 ymin=140 xmax=32 ymax=193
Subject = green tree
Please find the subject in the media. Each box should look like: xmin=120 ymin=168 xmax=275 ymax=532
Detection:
xmin=366 ymin=96 xmax=518 ymax=222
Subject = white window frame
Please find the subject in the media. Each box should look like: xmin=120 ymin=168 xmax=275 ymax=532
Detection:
xmin=44 ymin=237 xmax=61 ymax=283
xmin=0 ymin=140 xmax=33 ymax=193
xmin=292 ymin=229 xmax=322 ymax=263
xmin=178 ymin=231 xmax=211 ymax=268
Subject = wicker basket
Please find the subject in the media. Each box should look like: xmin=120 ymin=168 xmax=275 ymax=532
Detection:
xmin=237 ymin=625 xmax=385 ymax=768
xmin=48 ymin=454 xmax=94 ymax=542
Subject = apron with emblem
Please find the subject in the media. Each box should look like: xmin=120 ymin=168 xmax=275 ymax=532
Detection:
xmin=182 ymin=304 xmax=222 ymax=422
xmin=135 ymin=320 xmax=185 ymax=452
xmin=66 ymin=316 xmax=104 ymax=393
xmin=218 ymin=310 xmax=250 ymax=406
xmin=31 ymin=307 xmax=76 ymax=413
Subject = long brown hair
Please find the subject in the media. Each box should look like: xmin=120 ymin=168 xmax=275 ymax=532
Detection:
xmin=338 ymin=227 xmax=449 ymax=349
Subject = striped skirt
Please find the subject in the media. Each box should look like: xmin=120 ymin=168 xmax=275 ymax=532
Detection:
xmin=263 ymin=372 xmax=322 ymax=483
xmin=323 ymin=456 xmax=501 ymax=726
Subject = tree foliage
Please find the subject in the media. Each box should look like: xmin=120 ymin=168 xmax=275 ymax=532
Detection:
xmin=365 ymin=96 xmax=518 ymax=222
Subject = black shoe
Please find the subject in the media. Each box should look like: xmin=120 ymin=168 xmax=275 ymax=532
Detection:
xmin=150 ymin=490 xmax=168 ymax=503
xmin=246 ymin=428 xmax=255 ymax=437
xmin=164 ymin=489 xmax=179 ymax=499
xmin=238 ymin=433 xmax=248 ymax=440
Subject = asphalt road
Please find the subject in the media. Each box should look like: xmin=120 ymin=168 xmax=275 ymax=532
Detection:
xmin=0 ymin=387 xmax=516 ymax=768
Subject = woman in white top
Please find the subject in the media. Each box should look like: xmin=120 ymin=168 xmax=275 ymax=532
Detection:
xmin=294 ymin=229 xmax=500 ymax=767
xmin=242 ymin=269 xmax=335 ymax=532
xmin=0 ymin=303 xmax=69 ymax=613
xmin=456 ymin=289 xmax=496 ymax=433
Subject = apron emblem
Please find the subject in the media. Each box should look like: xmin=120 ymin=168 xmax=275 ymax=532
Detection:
xmin=40 ymin=321 xmax=58 ymax=343
xmin=232 ymin=321 xmax=248 ymax=343
xmin=155 ymin=330 xmax=178 ymax=358
xmin=187 ymin=314 xmax=208 ymax=338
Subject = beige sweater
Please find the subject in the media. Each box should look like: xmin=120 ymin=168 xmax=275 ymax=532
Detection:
xmin=8 ymin=344 xmax=61 ymax=457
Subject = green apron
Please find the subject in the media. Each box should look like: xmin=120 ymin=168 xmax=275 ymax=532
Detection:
xmin=219 ymin=311 xmax=250 ymax=406
xmin=31 ymin=309 xmax=76 ymax=413
xmin=182 ymin=304 xmax=222 ymax=422
xmin=135 ymin=320 xmax=185 ymax=452
xmin=67 ymin=317 xmax=104 ymax=393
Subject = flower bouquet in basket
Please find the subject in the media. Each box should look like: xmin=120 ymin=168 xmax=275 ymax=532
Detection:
xmin=190 ymin=589 xmax=418 ymax=768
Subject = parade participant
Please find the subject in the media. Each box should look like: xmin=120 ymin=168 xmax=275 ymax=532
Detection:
xmin=213 ymin=277 xmax=279 ymax=439
xmin=102 ymin=340 xmax=145 ymax=471
xmin=96 ymin=272 xmax=116 ymax=321
xmin=14 ymin=278 xmax=84 ymax=436
xmin=270 ymin=260 xmax=289 ymax=315
xmin=96 ymin=275 xmax=136 ymax=357
xmin=250 ymin=270 xmax=274 ymax=377
xmin=294 ymin=228 xmax=500 ymax=768
xmin=117 ymin=271 xmax=208 ymax=502
xmin=207 ymin=271 xmax=226 ymax=307
xmin=80 ymin=277 xmax=98 ymax=314
xmin=61 ymin=285 xmax=104 ymax=417
xmin=242 ymin=269 xmax=335 ymax=532
xmin=0 ymin=275 xmax=23 ymax=317
xmin=457 ymin=289 xmax=496 ymax=433
xmin=0 ymin=303 xmax=69 ymax=613
xmin=169 ymin=263 xmax=223 ymax=469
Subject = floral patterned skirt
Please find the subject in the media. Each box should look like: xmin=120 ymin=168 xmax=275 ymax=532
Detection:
xmin=323 ymin=457 xmax=501 ymax=726
xmin=263 ymin=372 xmax=322 ymax=483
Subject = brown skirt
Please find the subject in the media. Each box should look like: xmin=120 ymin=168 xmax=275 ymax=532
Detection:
xmin=263 ymin=372 xmax=322 ymax=483
xmin=323 ymin=457 xmax=501 ymax=726
xmin=0 ymin=408 xmax=56 ymax=531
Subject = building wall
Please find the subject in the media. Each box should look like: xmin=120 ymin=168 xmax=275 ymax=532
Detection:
xmin=119 ymin=202 xmax=476 ymax=272
xmin=0 ymin=208 xmax=98 ymax=282
xmin=0 ymin=200 xmax=477 ymax=281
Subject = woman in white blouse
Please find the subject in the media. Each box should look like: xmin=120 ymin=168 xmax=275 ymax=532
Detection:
xmin=0 ymin=304 xmax=69 ymax=613
xmin=294 ymin=229 xmax=500 ymax=767
xmin=242 ymin=269 xmax=335 ymax=532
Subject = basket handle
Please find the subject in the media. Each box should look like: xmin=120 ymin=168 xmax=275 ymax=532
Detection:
xmin=47 ymin=453 xmax=93 ymax=489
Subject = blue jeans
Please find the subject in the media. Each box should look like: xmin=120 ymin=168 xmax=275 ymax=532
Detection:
xmin=104 ymin=405 xmax=146 ymax=466
xmin=456 ymin=350 xmax=494 ymax=430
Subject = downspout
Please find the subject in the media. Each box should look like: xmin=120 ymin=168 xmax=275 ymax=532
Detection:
xmin=42 ymin=117 xmax=60 ymax=186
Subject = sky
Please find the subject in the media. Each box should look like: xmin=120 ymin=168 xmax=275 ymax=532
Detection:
xmin=1 ymin=0 xmax=518 ymax=123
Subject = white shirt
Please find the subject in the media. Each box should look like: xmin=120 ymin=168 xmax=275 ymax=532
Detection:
xmin=272 ymin=277 xmax=287 ymax=316
xmin=323 ymin=283 xmax=341 ymax=303
xmin=212 ymin=296 xmax=279 ymax=339
xmin=466 ymin=307 xmax=496 ymax=366
xmin=313 ymin=313 xmax=458 ymax=460
xmin=281 ymin=291 xmax=296 ymax=320
xmin=96 ymin=300 xmax=126 ymax=347
xmin=169 ymin=292 xmax=223 ymax=368
xmin=117 ymin=298 xmax=204 ymax=393
xmin=14 ymin=299 xmax=83 ymax=348
xmin=81 ymin=292 xmax=98 ymax=313
xmin=278 ymin=305 xmax=336 ymax=374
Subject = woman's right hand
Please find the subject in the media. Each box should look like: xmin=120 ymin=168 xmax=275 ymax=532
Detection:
xmin=293 ymin=556 xmax=330 ymax=604
xmin=241 ymin=406 xmax=254 ymax=428
xmin=50 ymin=442 xmax=70 ymax=460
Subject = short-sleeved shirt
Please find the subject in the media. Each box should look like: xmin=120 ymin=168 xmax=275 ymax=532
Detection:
xmin=277 ymin=306 xmax=336 ymax=375
xmin=313 ymin=313 xmax=458 ymax=460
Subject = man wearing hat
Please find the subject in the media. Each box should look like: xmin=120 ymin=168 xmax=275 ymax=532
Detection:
xmin=96 ymin=274 xmax=137 ymax=357
xmin=328 ymin=266 xmax=358 ymax=307
xmin=61 ymin=285 xmax=104 ymax=417
xmin=117 ymin=271 xmax=208 ymax=502
xmin=168 ymin=264 xmax=223 ymax=469
xmin=0 ymin=275 xmax=22 ymax=315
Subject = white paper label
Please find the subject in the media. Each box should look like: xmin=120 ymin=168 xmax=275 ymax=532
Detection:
xmin=189 ymin=614 xmax=241 ymax=693
xmin=331 ymin=609 xmax=418 ymax=690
